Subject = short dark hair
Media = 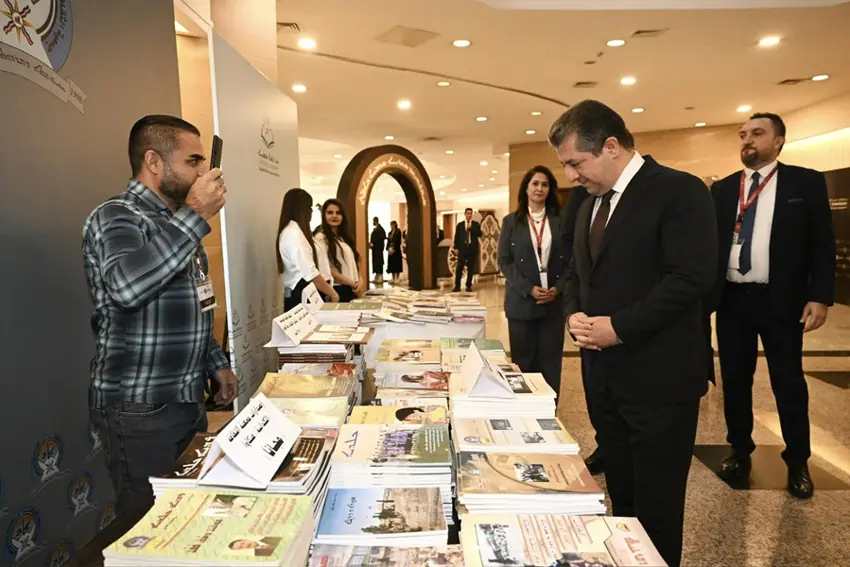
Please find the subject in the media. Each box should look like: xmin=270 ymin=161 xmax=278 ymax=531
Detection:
xmin=464 ymin=207 xmax=473 ymax=214
xmin=548 ymin=100 xmax=634 ymax=154
xmin=749 ymin=112 xmax=786 ymax=138
xmin=128 ymin=115 xmax=201 ymax=176
xmin=394 ymin=407 xmax=424 ymax=421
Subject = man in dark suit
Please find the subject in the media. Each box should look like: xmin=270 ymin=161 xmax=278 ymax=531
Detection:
xmin=453 ymin=208 xmax=481 ymax=292
xmin=707 ymin=112 xmax=835 ymax=499
xmin=559 ymin=186 xmax=605 ymax=474
xmin=554 ymin=100 xmax=717 ymax=567
xmin=369 ymin=217 xmax=386 ymax=283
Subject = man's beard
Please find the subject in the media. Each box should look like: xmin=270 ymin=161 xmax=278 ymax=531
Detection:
xmin=741 ymin=146 xmax=768 ymax=167
xmin=159 ymin=163 xmax=192 ymax=206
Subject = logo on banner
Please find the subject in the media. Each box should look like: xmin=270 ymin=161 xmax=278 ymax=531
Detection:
xmin=0 ymin=0 xmax=87 ymax=113
xmin=46 ymin=540 xmax=72 ymax=567
xmin=31 ymin=435 xmax=70 ymax=496
xmin=86 ymin=424 xmax=102 ymax=461
xmin=4 ymin=508 xmax=44 ymax=565
xmin=257 ymin=117 xmax=280 ymax=177
xmin=98 ymin=504 xmax=116 ymax=531
xmin=66 ymin=472 xmax=97 ymax=526
xmin=260 ymin=118 xmax=274 ymax=148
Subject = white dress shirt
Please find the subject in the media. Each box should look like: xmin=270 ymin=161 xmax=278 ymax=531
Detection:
xmin=590 ymin=151 xmax=645 ymax=226
xmin=315 ymin=232 xmax=358 ymax=284
xmin=527 ymin=208 xmax=552 ymax=274
xmin=727 ymin=160 xmax=778 ymax=284
xmin=278 ymin=221 xmax=321 ymax=290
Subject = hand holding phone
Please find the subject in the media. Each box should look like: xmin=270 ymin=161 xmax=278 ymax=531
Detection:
xmin=210 ymin=135 xmax=223 ymax=169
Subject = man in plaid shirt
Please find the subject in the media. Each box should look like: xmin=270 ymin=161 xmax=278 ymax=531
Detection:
xmin=83 ymin=115 xmax=237 ymax=519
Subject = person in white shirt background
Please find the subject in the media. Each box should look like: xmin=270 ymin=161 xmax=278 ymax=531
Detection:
xmin=276 ymin=188 xmax=338 ymax=311
xmin=314 ymin=198 xmax=364 ymax=302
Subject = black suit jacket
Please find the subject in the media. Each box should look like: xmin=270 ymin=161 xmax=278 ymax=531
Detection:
xmin=564 ymin=156 xmax=717 ymax=403
xmin=559 ymin=186 xmax=591 ymax=271
xmin=499 ymin=210 xmax=569 ymax=321
xmin=707 ymin=163 xmax=835 ymax=319
xmin=454 ymin=220 xmax=482 ymax=251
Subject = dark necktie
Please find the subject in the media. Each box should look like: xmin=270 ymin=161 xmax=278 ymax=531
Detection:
xmin=589 ymin=191 xmax=614 ymax=263
xmin=738 ymin=172 xmax=760 ymax=275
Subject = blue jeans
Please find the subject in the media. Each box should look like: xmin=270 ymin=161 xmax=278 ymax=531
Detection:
xmin=89 ymin=402 xmax=207 ymax=519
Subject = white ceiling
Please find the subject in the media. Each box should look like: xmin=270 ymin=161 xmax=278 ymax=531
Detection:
xmin=280 ymin=0 xmax=850 ymax=207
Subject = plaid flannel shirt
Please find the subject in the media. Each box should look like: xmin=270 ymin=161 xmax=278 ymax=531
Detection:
xmin=82 ymin=179 xmax=230 ymax=408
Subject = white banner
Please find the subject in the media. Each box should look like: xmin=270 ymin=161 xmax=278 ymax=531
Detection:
xmin=209 ymin=32 xmax=300 ymax=410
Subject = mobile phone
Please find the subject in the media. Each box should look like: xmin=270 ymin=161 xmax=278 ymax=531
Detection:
xmin=210 ymin=135 xmax=224 ymax=169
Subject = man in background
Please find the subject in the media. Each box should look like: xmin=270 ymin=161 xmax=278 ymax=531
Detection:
xmin=370 ymin=216 xmax=387 ymax=283
xmin=708 ymin=113 xmax=835 ymax=499
xmin=453 ymin=207 xmax=481 ymax=292
xmin=83 ymin=115 xmax=237 ymax=521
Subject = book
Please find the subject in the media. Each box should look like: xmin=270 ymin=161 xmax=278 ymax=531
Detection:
xmin=265 ymin=397 xmax=349 ymax=429
xmin=308 ymin=544 xmax=465 ymax=566
xmin=348 ymin=404 xmax=448 ymax=425
xmin=452 ymin=417 xmax=579 ymax=454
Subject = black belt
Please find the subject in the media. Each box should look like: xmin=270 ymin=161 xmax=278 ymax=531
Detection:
xmin=726 ymin=281 xmax=769 ymax=293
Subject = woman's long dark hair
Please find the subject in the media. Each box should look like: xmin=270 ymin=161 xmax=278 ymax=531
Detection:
xmin=276 ymin=188 xmax=317 ymax=274
xmin=515 ymin=165 xmax=561 ymax=224
xmin=318 ymin=198 xmax=360 ymax=273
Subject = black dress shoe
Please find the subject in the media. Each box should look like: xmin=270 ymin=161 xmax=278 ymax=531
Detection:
xmin=585 ymin=448 xmax=605 ymax=475
xmin=718 ymin=454 xmax=752 ymax=480
xmin=788 ymin=465 xmax=814 ymax=499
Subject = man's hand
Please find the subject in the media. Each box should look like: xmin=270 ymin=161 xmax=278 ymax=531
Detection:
xmin=801 ymin=302 xmax=829 ymax=333
xmin=533 ymin=286 xmax=557 ymax=304
xmin=569 ymin=312 xmax=597 ymax=350
xmin=531 ymin=286 xmax=549 ymax=301
xmin=213 ymin=368 xmax=238 ymax=405
xmin=570 ymin=315 xmax=619 ymax=350
xmin=186 ymin=168 xmax=226 ymax=220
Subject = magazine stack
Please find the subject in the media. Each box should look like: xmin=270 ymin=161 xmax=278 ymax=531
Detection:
xmin=348 ymin=400 xmax=449 ymax=425
xmin=459 ymin=514 xmax=668 ymax=567
xmin=374 ymin=338 xmax=443 ymax=376
xmin=103 ymin=490 xmax=315 ymax=566
xmin=452 ymin=416 xmax=580 ymax=454
xmin=315 ymin=302 xmax=382 ymax=325
xmin=257 ymin=372 xmax=360 ymax=411
xmin=308 ymin=544 xmax=465 ymax=566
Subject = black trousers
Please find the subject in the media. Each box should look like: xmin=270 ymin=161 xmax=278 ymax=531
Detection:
xmin=507 ymin=309 xmax=565 ymax=399
xmin=594 ymin=386 xmax=700 ymax=567
xmin=334 ymin=284 xmax=356 ymax=303
xmin=284 ymin=279 xmax=310 ymax=312
xmin=716 ymin=283 xmax=809 ymax=465
xmin=455 ymin=247 xmax=476 ymax=289
xmin=580 ymin=352 xmax=600 ymax=447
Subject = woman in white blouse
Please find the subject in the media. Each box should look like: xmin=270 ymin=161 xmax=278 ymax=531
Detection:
xmin=314 ymin=199 xmax=363 ymax=302
xmin=277 ymin=188 xmax=338 ymax=311
xmin=497 ymin=166 xmax=568 ymax=399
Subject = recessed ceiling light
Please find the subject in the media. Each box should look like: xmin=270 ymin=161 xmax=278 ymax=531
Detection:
xmin=491 ymin=169 xmax=498 ymax=174
xmin=607 ymin=39 xmax=626 ymax=47
xmin=479 ymin=184 xmax=484 ymax=188
xmin=297 ymin=37 xmax=317 ymax=50
xmin=758 ymin=35 xmax=781 ymax=47
xmin=480 ymin=160 xmax=488 ymax=166
xmin=476 ymin=116 xmax=488 ymax=122
xmin=695 ymin=122 xmax=707 ymax=127
xmin=436 ymin=80 xmax=451 ymax=87
xmin=384 ymin=135 xmax=395 ymax=140
xmin=445 ymin=150 xmax=455 ymax=155
xmin=489 ymin=177 xmax=496 ymax=182
xmin=525 ymin=129 xmax=536 ymax=135
xmin=736 ymin=105 xmax=752 ymax=113
xmin=812 ymin=74 xmax=830 ymax=82
xmin=503 ymin=152 xmax=510 ymax=157
xmin=397 ymin=99 xmax=412 ymax=110
xmin=439 ymin=191 xmax=446 ymax=196
xmin=462 ymin=188 xmax=468 ymax=192
xmin=439 ymin=175 xmax=446 ymax=179
xmin=620 ymin=76 xmax=637 ymax=86
xmin=333 ymin=154 xmax=343 ymax=159
xmin=175 ymin=21 xmax=189 ymax=34
xmin=453 ymin=39 xmax=471 ymax=48
xmin=632 ymin=107 xmax=645 ymax=113
xmin=291 ymin=83 xmax=307 ymax=93
xmin=530 ymin=111 xmax=542 ymax=116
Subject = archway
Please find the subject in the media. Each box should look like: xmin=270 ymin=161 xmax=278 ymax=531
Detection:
xmin=337 ymin=145 xmax=437 ymax=290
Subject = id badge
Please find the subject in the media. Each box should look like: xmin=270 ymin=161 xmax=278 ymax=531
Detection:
xmin=539 ymin=271 xmax=549 ymax=290
xmin=729 ymin=243 xmax=742 ymax=271
xmin=197 ymin=276 xmax=217 ymax=313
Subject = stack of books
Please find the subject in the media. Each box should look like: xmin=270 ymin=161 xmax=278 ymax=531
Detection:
xmin=328 ymin=424 xmax=454 ymax=524
xmin=449 ymin=371 xmax=556 ymax=419
xmin=257 ymin=372 xmax=360 ymax=410
xmin=456 ymin=452 xmax=606 ymax=516
xmin=460 ymin=514 xmax=668 ymax=567
xmin=265 ymin=397 xmax=349 ymax=429
xmin=277 ymin=344 xmax=353 ymax=367
xmin=308 ymin=544 xmax=465 ymax=566
xmin=103 ymin=490 xmax=315 ymax=566
xmin=348 ymin=401 xmax=448 ymax=425
xmin=374 ymin=339 xmax=442 ymax=376
xmin=452 ymin=416 xmax=580 ymax=454
xmin=315 ymin=302 xmax=382 ymax=326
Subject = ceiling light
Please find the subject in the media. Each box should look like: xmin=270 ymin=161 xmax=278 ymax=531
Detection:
xmin=736 ymin=105 xmax=752 ymax=113
xmin=175 ymin=21 xmax=189 ymax=34
xmin=479 ymin=184 xmax=484 ymax=188
xmin=462 ymin=188 xmax=468 ymax=192
xmin=445 ymin=150 xmax=455 ymax=155
xmin=491 ymin=169 xmax=498 ymax=174
xmin=812 ymin=74 xmax=829 ymax=82
xmin=476 ymin=116 xmax=488 ymax=122
xmin=297 ymin=37 xmax=317 ymax=50
xmin=384 ymin=135 xmax=395 ymax=140
xmin=503 ymin=152 xmax=510 ymax=157
xmin=489 ymin=177 xmax=496 ymax=182
xmin=525 ymin=129 xmax=536 ymax=135
xmin=480 ymin=160 xmax=488 ymax=166
xmin=291 ymin=83 xmax=307 ymax=93
xmin=439 ymin=191 xmax=445 ymax=196
xmin=530 ymin=111 xmax=542 ymax=116
xmin=437 ymin=80 xmax=451 ymax=87
xmin=620 ymin=76 xmax=637 ymax=86
xmin=632 ymin=107 xmax=645 ymax=113
xmin=453 ymin=39 xmax=471 ymax=48
xmin=758 ymin=35 xmax=780 ymax=48
xmin=695 ymin=122 xmax=707 ymax=127
xmin=333 ymin=154 xmax=343 ymax=159
xmin=439 ymin=175 xmax=446 ymax=179
xmin=607 ymin=39 xmax=626 ymax=47
xmin=397 ymin=99 xmax=412 ymax=110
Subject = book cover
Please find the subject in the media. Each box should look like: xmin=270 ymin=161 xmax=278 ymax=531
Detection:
xmin=266 ymin=397 xmax=349 ymax=428
xmin=257 ymin=373 xmax=354 ymax=399
xmin=379 ymin=371 xmax=450 ymax=392
xmin=334 ymin=425 xmax=451 ymax=466
xmin=316 ymin=487 xmax=446 ymax=536
xmin=348 ymin=405 xmax=448 ymax=425
xmin=458 ymin=452 xmax=601 ymax=496
xmin=453 ymin=417 xmax=576 ymax=449
xmin=308 ymin=544 xmax=464 ymax=566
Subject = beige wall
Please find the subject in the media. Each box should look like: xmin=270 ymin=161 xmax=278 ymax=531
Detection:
xmin=210 ymin=0 xmax=278 ymax=82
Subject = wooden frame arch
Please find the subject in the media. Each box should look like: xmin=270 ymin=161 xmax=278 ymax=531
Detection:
xmin=336 ymin=145 xmax=437 ymax=290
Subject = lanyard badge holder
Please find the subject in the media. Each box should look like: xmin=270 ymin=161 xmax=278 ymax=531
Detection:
xmin=194 ymin=253 xmax=217 ymax=313
xmin=730 ymin=166 xmax=777 ymax=270
xmin=528 ymin=213 xmax=548 ymax=289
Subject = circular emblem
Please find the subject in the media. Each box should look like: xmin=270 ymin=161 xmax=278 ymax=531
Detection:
xmin=5 ymin=508 xmax=41 ymax=563
xmin=67 ymin=473 xmax=92 ymax=515
xmin=99 ymin=505 xmax=116 ymax=531
xmin=0 ymin=0 xmax=74 ymax=71
xmin=46 ymin=540 xmax=72 ymax=567
xmin=31 ymin=435 xmax=62 ymax=483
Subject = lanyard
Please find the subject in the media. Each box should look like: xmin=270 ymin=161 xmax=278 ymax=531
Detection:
xmin=735 ymin=166 xmax=778 ymax=232
xmin=528 ymin=213 xmax=547 ymax=271
xmin=194 ymin=253 xmax=206 ymax=280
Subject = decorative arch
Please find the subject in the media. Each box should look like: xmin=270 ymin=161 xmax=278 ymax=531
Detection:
xmin=337 ymin=145 xmax=437 ymax=290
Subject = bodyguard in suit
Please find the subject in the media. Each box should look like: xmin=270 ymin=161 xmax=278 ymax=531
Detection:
xmin=555 ymin=100 xmax=716 ymax=567
xmin=708 ymin=112 xmax=835 ymax=499
xmin=499 ymin=165 xmax=567 ymax=399
xmin=453 ymin=208 xmax=482 ymax=291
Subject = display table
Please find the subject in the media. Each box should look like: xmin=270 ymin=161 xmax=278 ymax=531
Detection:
xmin=361 ymin=320 xmax=486 ymax=366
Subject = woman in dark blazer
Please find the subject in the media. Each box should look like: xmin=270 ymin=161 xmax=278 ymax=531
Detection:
xmin=498 ymin=165 xmax=567 ymax=398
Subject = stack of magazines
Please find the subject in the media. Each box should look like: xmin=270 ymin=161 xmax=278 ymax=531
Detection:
xmin=103 ymin=490 xmax=314 ymax=566
xmin=348 ymin=400 xmax=448 ymax=425
xmin=276 ymin=343 xmax=353 ymax=366
xmin=374 ymin=339 xmax=442 ymax=375
xmin=452 ymin=416 xmax=580 ymax=454
xmin=315 ymin=302 xmax=382 ymax=325
xmin=460 ymin=514 xmax=668 ymax=567
xmin=449 ymin=371 xmax=556 ymax=419
xmin=256 ymin=372 xmax=360 ymax=410
xmin=308 ymin=544 xmax=465 ymax=566
xmin=456 ymin=452 xmax=606 ymax=515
